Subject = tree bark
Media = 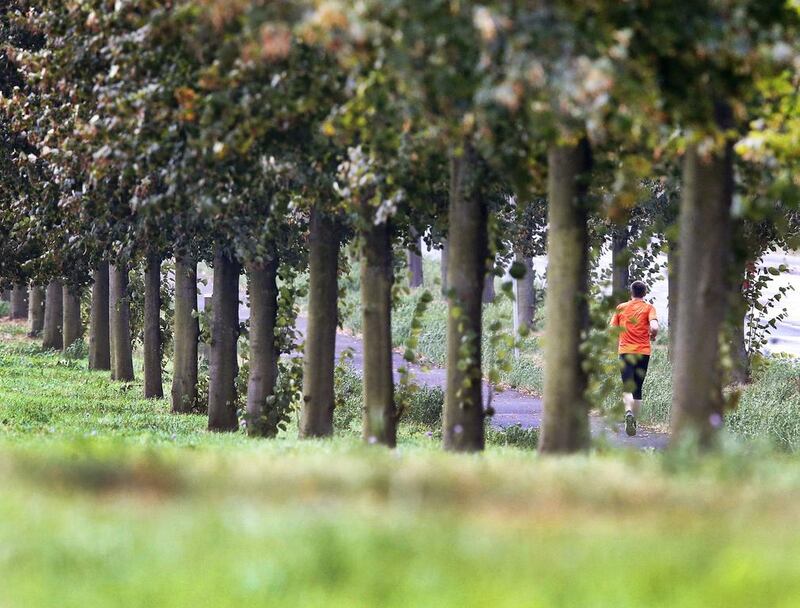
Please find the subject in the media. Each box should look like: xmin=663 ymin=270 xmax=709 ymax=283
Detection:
xmin=440 ymin=240 xmax=449 ymax=293
xmin=300 ymin=208 xmax=340 ymax=438
xmin=407 ymin=235 xmax=424 ymax=288
xmin=246 ymin=255 xmax=280 ymax=436
xmin=110 ymin=264 xmax=135 ymax=382
xmin=89 ymin=262 xmax=111 ymax=370
xmin=611 ymin=224 xmax=630 ymax=302
xmin=515 ymin=252 xmax=535 ymax=329
xmin=62 ymin=285 xmax=83 ymax=350
xmin=670 ymin=143 xmax=733 ymax=446
xmin=42 ymin=280 xmax=63 ymax=350
xmin=443 ymin=144 xmax=487 ymax=452
xmin=10 ymin=284 xmax=28 ymax=319
xmin=361 ymin=220 xmax=396 ymax=447
xmin=539 ymin=140 xmax=592 ymax=454
xmin=143 ymin=251 xmax=163 ymax=398
xmin=171 ymin=255 xmax=199 ymax=413
xmin=207 ymin=247 xmax=240 ymax=432
xmin=28 ymin=285 xmax=45 ymax=337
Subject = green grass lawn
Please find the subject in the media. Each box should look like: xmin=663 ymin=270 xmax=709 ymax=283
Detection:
xmin=3 ymin=321 xmax=800 ymax=607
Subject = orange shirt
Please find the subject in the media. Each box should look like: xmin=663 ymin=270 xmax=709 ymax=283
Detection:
xmin=611 ymin=299 xmax=657 ymax=355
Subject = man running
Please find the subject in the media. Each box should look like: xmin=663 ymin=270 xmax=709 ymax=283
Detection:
xmin=610 ymin=280 xmax=658 ymax=436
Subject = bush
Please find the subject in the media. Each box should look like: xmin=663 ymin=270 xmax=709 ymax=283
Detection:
xmin=333 ymin=363 xmax=363 ymax=434
xmin=0 ymin=301 xmax=9 ymax=317
xmin=63 ymin=338 xmax=88 ymax=360
xmin=728 ymin=358 xmax=800 ymax=452
xmin=486 ymin=423 xmax=539 ymax=450
xmin=398 ymin=383 xmax=444 ymax=427
xmin=334 ymin=364 xmax=445 ymax=435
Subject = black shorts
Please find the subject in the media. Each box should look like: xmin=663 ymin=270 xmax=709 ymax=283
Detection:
xmin=620 ymin=354 xmax=650 ymax=400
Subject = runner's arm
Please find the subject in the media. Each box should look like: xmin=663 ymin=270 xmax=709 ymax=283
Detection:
xmin=648 ymin=306 xmax=658 ymax=339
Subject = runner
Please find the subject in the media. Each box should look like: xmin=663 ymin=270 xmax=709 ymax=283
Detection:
xmin=610 ymin=280 xmax=659 ymax=436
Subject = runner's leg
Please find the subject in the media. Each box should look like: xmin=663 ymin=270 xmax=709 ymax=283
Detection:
xmin=631 ymin=355 xmax=650 ymax=418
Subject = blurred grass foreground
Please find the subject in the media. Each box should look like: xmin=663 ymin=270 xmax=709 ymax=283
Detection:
xmin=2 ymin=322 xmax=800 ymax=607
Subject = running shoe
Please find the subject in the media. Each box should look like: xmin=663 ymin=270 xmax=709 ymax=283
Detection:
xmin=625 ymin=410 xmax=637 ymax=437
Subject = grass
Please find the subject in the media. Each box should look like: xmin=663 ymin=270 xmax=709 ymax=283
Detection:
xmin=4 ymin=318 xmax=800 ymax=606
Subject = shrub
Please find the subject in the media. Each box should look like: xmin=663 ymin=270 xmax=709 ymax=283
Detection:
xmin=334 ymin=364 xmax=445 ymax=435
xmin=63 ymin=338 xmax=88 ymax=360
xmin=728 ymin=358 xmax=800 ymax=452
xmin=486 ymin=423 xmax=539 ymax=449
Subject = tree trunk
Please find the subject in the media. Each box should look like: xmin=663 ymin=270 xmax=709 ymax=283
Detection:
xmin=407 ymin=234 xmax=424 ymax=288
xmin=482 ymin=273 xmax=495 ymax=304
xmin=62 ymin=285 xmax=83 ymax=350
xmin=300 ymin=208 xmax=340 ymax=438
xmin=10 ymin=284 xmax=28 ymax=319
xmin=246 ymin=255 xmax=280 ymax=436
xmin=539 ymin=140 xmax=592 ymax=454
xmin=89 ymin=262 xmax=111 ymax=370
xmin=28 ymin=285 xmax=45 ymax=337
xmin=515 ymin=252 xmax=535 ymax=329
xmin=440 ymin=240 xmax=449 ymax=293
xmin=729 ymin=304 xmax=750 ymax=385
xmin=667 ymin=240 xmax=679 ymax=362
xmin=361 ymin=220 xmax=396 ymax=447
xmin=171 ymin=255 xmax=199 ymax=413
xmin=728 ymin=262 xmax=751 ymax=385
xmin=143 ymin=251 xmax=163 ymax=398
xmin=611 ymin=225 xmax=630 ymax=302
xmin=110 ymin=264 xmax=135 ymax=382
xmin=671 ymin=143 xmax=733 ymax=447
xmin=443 ymin=144 xmax=487 ymax=452
xmin=207 ymin=247 xmax=240 ymax=432
xmin=42 ymin=280 xmax=63 ymax=350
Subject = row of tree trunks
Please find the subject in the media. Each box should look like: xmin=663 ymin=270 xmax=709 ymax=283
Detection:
xmin=28 ymin=286 xmax=45 ymax=337
xmin=515 ymin=252 xmax=536 ymax=329
xmin=89 ymin=262 xmax=111 ymax=370
xmin=407 ymin=234 xmax=424 ymax=288
xmin=729 ymin=287 xmax=750 ymax=385
xmin=440 ymin=240 xmax=449 ymax=293
xmin=10 ymin=285 xmax=28 ymax=319
xmin=207 ymin=247 xmax=241 ymax=432
xmin=299 ymin=208 xmax=340 ymax=438
xmin=246 ymin=255 xmax=280 ymax=436
xmin=667 ymin=240 xmax=679 ymax=361
xmin=443 ymin=144 xmax=487 ymax=452
xmin=611 ymin=224 xmax=631 ymax=303
xmin=110 ymin=264 xmax=135 ymax=382
xmin=361 ymin=220 xmax=396 ymax=447
xmin=143 ymin=252 xmax=163 ymax=398
xmin=670 ymin=142 xmax=733 ymax=447
xmin=172 ymin=255 xmax=199 ymax=413
xmin=42 ymin=281 xmax=63 ymax=350
xmin=482 ymin=274 xmax=495 ymax=304
xmin=62 ymin=285 xmax=82 ymax=349
xmin=539 ymin=140 xmax=592 ymax=454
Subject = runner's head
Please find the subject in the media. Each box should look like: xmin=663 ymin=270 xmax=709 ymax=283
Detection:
xmin=630 ymin=280 xmax=647 ymax=299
